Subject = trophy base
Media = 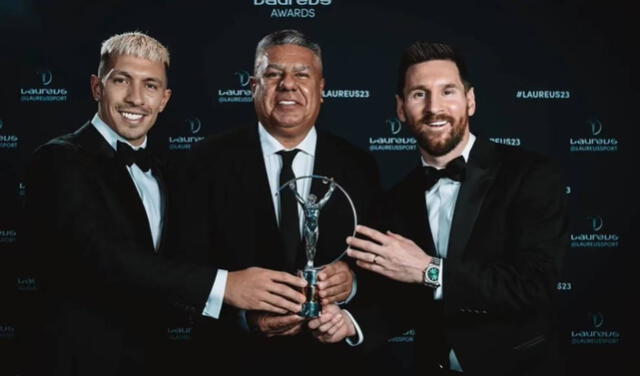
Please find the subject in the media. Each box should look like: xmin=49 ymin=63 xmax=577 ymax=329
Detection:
xmin=298 ymin=267 xmax=322 ymax=318
xmin=300 ymin=301 xmax=321 ymax=318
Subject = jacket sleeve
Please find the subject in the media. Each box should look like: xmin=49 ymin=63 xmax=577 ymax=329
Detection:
xmin=25 ymin=142 xmax=217 ymax=313
xmin=443 ymin=158 xmax=568 ymax=316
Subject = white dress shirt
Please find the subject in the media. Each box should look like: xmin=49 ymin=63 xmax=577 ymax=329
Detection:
xmin=421 ymin=133 xmax=476 ymax=372
xmin=91 ymin=113 xmax=162 ymax=250
xmin=258 ymin=122 xmax=317 ymax=229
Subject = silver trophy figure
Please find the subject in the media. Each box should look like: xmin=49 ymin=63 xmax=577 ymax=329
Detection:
xmin=292 ymin=179 xmax=336 ymax=270
xmin=278 ymin=175 xmax=357 ymax=318
xmin=291 ymin=179 xmax=335 ymax=318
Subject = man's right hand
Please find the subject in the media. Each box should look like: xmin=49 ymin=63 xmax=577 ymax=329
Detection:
xmin=224 ymin=267 xmax=307 ymax=314
xmin=246 ymin=311 xmax=305 ymax=337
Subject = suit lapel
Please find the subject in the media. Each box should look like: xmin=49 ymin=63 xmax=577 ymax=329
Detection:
xmin=447 ymin=138 xmax=501 ymax=261
xmin=74 ymin=122 xmax=156 ymax=251
xmin=237 ymin=128 xmax=283 ymax=267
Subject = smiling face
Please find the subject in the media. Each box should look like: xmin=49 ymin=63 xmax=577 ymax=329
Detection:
xmin=397 ymin=59 xmax=475 ymax=159
xmin=251 ymin=44 xmax=324 ymax=143
xmin=90 ymin=54 xmax=171 ymax=146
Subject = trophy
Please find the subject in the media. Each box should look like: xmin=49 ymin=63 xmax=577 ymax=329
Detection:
xmin=278 ymin=175 xmax=358 ymax=318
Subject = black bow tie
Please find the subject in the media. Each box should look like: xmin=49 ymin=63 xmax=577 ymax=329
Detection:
xmin=116 ymin=141 xmax=153 ymax=172
xmin=423 ymin=155 xmax=466 ymax=190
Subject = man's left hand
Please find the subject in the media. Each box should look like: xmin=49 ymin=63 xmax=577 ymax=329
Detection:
xmin=317 ymin=260 xmax=353 ymax=305
xmin=308 ymin=304 xmax=355 ymax=344
xmin=346 ymin=225 xmax=431 ymax=284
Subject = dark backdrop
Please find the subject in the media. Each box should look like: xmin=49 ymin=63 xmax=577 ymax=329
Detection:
xmin=0 ymin=1 xmax=635 ymax=374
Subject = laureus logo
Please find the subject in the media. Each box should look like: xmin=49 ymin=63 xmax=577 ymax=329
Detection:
xmin=569 ymin=119 xmax=618 ymax=152
xmin=388 ymin=329 xmax=415 ymax=343
xmin=38 ymin=70 xmax=53 ymax=86
xmin=254 ymin=0 xmax=333 ymax=18
xmin=187 ymin=117 xmax=202 ymax=134
xmin=0 ymin=325 xmax=16 ymax=339
xmin=570 ymin=215 xmax=619 ymax=248
xmin=588 ymin=119 xmax=603 ymax=136
xmin=234 ymin=71 xmax=251 ymax=87
xmin=591 ymin=312 xmax=604 ymax=329
xmin=17 ymin=277 xmax=38 ymax=291
xmin=20 ymin=68 xmax=68 ymax=102
xmin=591 ymin=216 xmax=603 ymax=232
xmin=168 ymin=117 xmax=205 ymax=150
xmin=168 ymin=326 xmax=192 ymax=341
xmin=218 ymin=70 xmax=253 ymax=103
xmin=387 ymin=118 xmax=402 ymax=135
xmin=571 ymin=311 xmax=620 ymax=345
xmin=0 ymin=229 xmax=17 ymax=243
xmin=368 ymin=117 xmax=416 ymax=152
xmin=0 ymin=118 xmax=19 ymax=149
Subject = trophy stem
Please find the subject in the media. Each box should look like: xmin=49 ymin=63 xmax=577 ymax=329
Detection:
xmin=298 ymin=267 xmax=322 ymax=318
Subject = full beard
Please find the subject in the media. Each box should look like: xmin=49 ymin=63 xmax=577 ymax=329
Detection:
xmin=415 ymin=114 xmax=467 ymax=157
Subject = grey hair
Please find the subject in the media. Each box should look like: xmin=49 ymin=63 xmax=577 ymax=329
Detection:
xmin=97 ymin=31 xmax=170 ymax=78
xmin=254 ymin=29 xmax=322 ymax=74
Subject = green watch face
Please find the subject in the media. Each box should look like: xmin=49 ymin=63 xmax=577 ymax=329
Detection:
xmin=427 ymin=266 xmax=439 ymax=282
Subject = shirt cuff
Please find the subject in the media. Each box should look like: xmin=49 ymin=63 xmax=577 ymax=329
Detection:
xmin=202 ymin=269 xmax=228 ymax=319
xmin=342 ymin=309 xmax=364 ymax=346
xmin=339 ymin=274 xmax=358 ymax=305
xmin=434 ymin=258 xmax=443 ymax=300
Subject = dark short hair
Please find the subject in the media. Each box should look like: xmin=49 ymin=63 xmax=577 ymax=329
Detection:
xmin=254 ymin=29 xmax=322 ymax=74
xmin=397 ymin=42 xmax=471 ymax=97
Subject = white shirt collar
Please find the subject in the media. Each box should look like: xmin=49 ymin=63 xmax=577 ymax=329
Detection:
xmin=258 ymin=122 xmax=316 ymax=157
xmin=91 ymin=113 xmax=147 ymax=151
xmin=421 ymin=133 xmax=476 ymax=168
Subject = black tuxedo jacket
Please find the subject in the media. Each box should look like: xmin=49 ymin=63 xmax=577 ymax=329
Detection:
xmin=24 ymin=123 xmax=217 ymax=376
xmin=356 ymin=138 xmax=568 ymax=375
xmin=174 ymin=125 xmax=380 ymax=374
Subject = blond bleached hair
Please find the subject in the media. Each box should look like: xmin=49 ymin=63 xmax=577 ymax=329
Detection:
xmin=97 ymin=31 xmax=170 ymax=78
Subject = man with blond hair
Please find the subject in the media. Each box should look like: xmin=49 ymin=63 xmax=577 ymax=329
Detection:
xmin=24 ymin=31 xmax=307 ymax=375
